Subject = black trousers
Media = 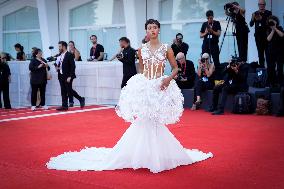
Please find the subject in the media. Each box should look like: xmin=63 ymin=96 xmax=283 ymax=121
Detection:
xmin=278 ymin=87 xmax=284 ymax=113
xmin=236 ymin=32 xmax=248 ymax=62
xmin=193 ymin=80 xmax=214 ymax=102
xmin=255 ymin=34 xmax=269 ymax=68
xmin=121 ymin=74 xmax=135 ymax=89
xmin=202 ymin=43 xmax=220 ymax=66
xmin=212 ymin=84 xmax=241 ymax=110
xmin=31 ymin=83 xmax=46 ymax=106
xmin=0 ymin=84 xmax=11 ymax=109
xmin=267 ymin=53 xmax=284 ymax=86
xmin=58 ymin=75 xmax=82 ymax=108
xmin=68 ymin=79 xmax=82 ymax=104
xmin=176 ymin=80 xmax=194 ymax=89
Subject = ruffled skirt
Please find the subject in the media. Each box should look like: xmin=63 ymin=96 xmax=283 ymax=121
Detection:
xmin=46 ymin=74 xmax=213 ymax=173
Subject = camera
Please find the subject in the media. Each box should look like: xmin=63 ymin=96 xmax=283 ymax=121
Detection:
xmin=116 ymin=52 xmax=124 ymax=59
xmin=47 ymin=56 xmax=56 ymax=62
xmin=224 ymin=2 xmax=236 ymax=19
xmin=201 ymin=58 xmax=207 ymax=63
xmin=268 ymin=21 xmax=275 ymax=26
xmin=255 ymin=11 xmax=261 ymax=17
xmin=229 ymin=56 xmax=240 ymax=67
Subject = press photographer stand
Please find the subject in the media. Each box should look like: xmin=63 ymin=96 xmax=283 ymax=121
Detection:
xmin=219 ymin=16 xmax=238 ymax=58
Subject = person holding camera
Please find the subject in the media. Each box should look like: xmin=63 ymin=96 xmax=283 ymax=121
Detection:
xmin=113 ymin=37 xmax=137 ymax=89
xmin=250 ymin=0 xmax=272 ymax=68
xmin=191 ymin=53 xmax=215 ymax=110
xmin=171 ymin=33 xmax=189 ymax=58
xmin=55 ymin=41 xmax=85 ymax=111
xmin=0 ymin=53 xmax=11 ymax=109
xmin=200 ymin=10 xmax=221 ymax=67
xmin=229 ymin=2 xmax=249 ymax=63
xmin=29 ymin=49 xmax=50 ymax=111
xmin=209 ymin=59 xmax=249 ymax=115
xmin=266 ymin=15 xmax=284 ymax=88
xmin=174 ymin=52 xmax=195 ymax=89
xmin=89 ymin=35 xmax=104 ymax=61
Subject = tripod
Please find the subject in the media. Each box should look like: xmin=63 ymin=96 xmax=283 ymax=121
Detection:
xmin=219 ymin=16 xmax=238 ymax=58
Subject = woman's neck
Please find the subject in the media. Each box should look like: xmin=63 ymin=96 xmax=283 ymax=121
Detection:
xmin=149 ymin=38 xmax=160 ymax=47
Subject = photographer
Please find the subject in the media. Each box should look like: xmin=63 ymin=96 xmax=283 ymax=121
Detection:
xmin=210 ymin=58 xmax=248 ymax=115
xmin=171 ymin=33 xmax=189 ymax=58
xmin=227 ymin=2 xmax=249 ymax=62
xmin=174 ymin=52 xmax=195 ymax=89
xmin=266 ymin=15 xmax=284 ymax=88
xmin=114 ymin=37 xmax=137 ymax=88
xmin=0 ymin=53 xmax=11 ymax=109
xmin=200 ymin=10 xmax=221 ymax=67
xmin=250 ymin=0 xmax=272 ymax=67
xmin=191 ymin=53 xmax=215 ymax=110
xmin=29 ymin=49 xmax=49 ymax=111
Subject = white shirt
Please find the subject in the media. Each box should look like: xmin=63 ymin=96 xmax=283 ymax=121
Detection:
xmin=56 ymin=51 xmax=67 ymax=74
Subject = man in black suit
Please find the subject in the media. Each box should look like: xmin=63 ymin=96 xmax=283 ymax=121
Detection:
xmin=55 ymin=41 xmax=85 ymax=111
xmin=210 ymin=59 xmax=249 ymax=115
xmin=116 ymin=37 xmax=137 ymax=88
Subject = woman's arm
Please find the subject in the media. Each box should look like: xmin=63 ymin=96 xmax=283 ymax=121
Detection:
xmin=275 ymin=27 xmax=284 ymax=37
xmin=205 ymin=63 xmax=215 ymax=77
xmin=267 ymin=29 xmax=275 ymax=41
xmin=137 ymin=48 xmax=144 ymax=74
xmin=166 ymin=47 xmax=178 ymax=80
xmin=74 ymin=49 xmax=81 ymax=61
xmin=160 ymin=47 xmax=178 ymax=90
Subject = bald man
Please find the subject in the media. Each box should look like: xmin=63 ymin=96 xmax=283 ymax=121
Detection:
xmin=250 ymin=0 xmax=272 ymax=68
xmin=175 ymin=52 xmax=196 ymax=89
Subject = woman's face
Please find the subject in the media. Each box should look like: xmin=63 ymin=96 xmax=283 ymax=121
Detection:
xmin=15 ymin=47 xmax=20 ymax=52
xmin=36 ymin=51 xmax=42 ymax=58
xmin=68 ymin=43 xmax=75 ymax=50
xmin=146 ymin=24 xmax=160 ymax=39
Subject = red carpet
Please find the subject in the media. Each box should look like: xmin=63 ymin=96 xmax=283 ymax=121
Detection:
xmin=0 ymin=107 xmax=284 ymax=189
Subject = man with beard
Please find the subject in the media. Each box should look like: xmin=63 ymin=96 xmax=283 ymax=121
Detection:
xmin=55 ymin=41 xmax=85 ymax=111
xmin=89 ymin=35 xmax=104 ymax=61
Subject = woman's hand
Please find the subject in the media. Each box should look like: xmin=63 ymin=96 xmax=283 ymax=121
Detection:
xmin=38 ymin=63 xmax=44 ymax=68
xmin=160 ymin=76 xmax=172 ymax=91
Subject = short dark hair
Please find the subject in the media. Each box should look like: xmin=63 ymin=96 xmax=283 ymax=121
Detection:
xmin=32 ymin=48 xmax=42 ymax=58
xmin=14 ymin=43 xmax=24 ymax=52
xmin=119 ymin=37 xmax=130 ymax=44
xmin=176 ymin=33 xmax=183 ymax=38
xmin=268 ymin=15 xmax=280 ymax=26
xmin=90 ymin=35 xmax=97 ymax=39
xmin=58 ymin=41 xmax=68 ymax=48
xmin=145 ymin=19 xmax=160 ymax=30
xmin=206 ymin=10 xmax=214 ymax=17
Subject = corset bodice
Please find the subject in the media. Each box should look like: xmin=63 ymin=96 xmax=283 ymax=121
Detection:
xmin=141 ymin=43 xmax=167 ymax=79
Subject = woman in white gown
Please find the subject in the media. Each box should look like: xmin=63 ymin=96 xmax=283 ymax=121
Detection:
xmin=46 ymin=19 xmax=213 ymax=173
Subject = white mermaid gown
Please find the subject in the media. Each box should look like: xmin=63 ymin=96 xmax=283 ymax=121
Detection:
xmin=46 ymin=43 xmax=213 ymax=173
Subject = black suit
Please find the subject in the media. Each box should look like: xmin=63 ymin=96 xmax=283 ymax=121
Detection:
xmin=212 ymin=63 xmax=249 ymax=111
xmin=118 ymin=46 xmax=137 ymax=88
xmin=0 ymin=63 xmax=11 ymax=109
xmin=57 ymin=51 xmax=82 ymax=108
